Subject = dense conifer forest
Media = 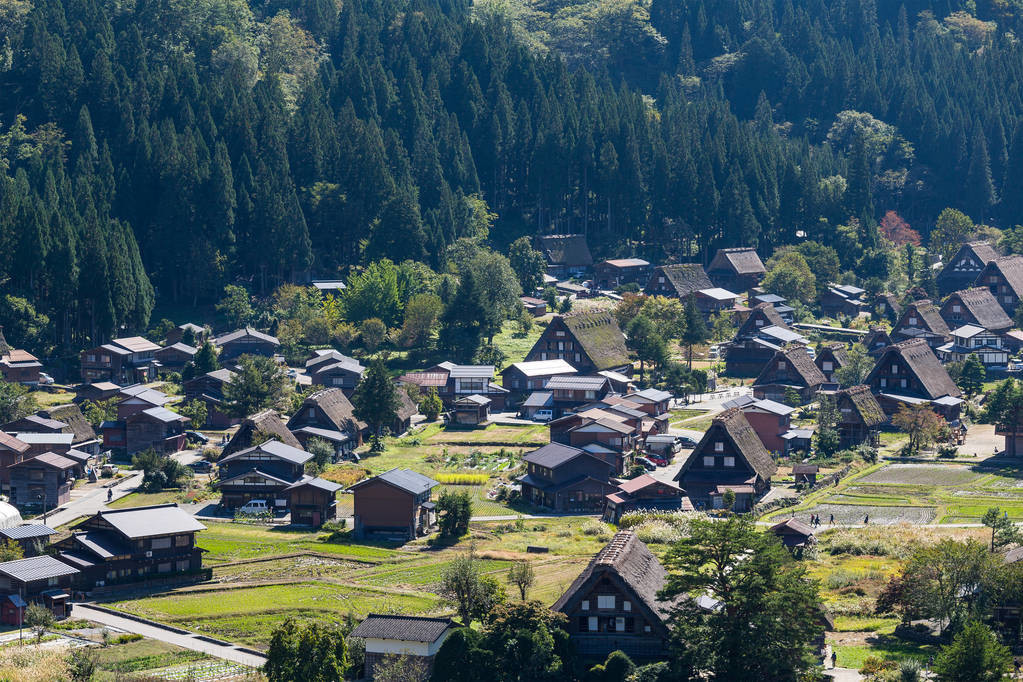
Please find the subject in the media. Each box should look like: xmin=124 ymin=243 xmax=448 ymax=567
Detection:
xmin=1 ymin=0 xmax=1022 ymax=350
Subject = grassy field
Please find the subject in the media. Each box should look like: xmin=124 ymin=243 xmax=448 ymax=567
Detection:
xmin=492 ymin=319 xmax=543 ymax=367
xmin=197 ymin=522 xmax=404 ymax=564
xmin=93 ymin=638 xmax=209 ymax=680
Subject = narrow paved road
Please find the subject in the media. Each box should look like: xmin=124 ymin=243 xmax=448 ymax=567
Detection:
xmin=44 ymin=473 xmax=143 ymax=528
xmin=71 ymin=604 xmax=266 ymax=668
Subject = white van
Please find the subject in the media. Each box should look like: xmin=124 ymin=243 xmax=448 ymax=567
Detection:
xmin=533 ymin=409 xmax=554 ymax=422
xmin=238 ymin=499 xmax=269 ymax=514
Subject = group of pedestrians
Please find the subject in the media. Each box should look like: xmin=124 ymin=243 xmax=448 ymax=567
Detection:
xmin=808 ymin=513 xmax=834 ymax=528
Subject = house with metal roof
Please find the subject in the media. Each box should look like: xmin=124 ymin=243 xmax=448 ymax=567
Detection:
xmin=214 ymin=326 xmax=281 ymax=362
xmin=0 ymin=348 xmax=42 ymax=385
xmin=820 ymin=283 xmax=867 ymax=318
xmin=0 ymin=524 xmax=55 ymax=555
xmin=500 ymin=359 xmax=577 ymax=395
xmin=693 ymin=287 xmax=742 ymax=318
xmin=0 ymin=554 xmax=78 ymax=624
xmin=937 ymin=324 xmax=1010 ymax=369
xmin=707 ymin=247 xmax=766 ymax=293
xmin=285 ymin=475 xmax=343 ymax=527
xmin=79 ymin=336 xmax=161 ymax=384
xmin=398 ymin=363 xmax=508 ymax=409
xmin=287 ymin=388 xmax=365 ymax=456
xmin=305 ymin=350 xmax=365 ymax=394
xmin=545 ymin=374 xmax=612 ymax=414
xmin=518 ymin=443 xmax=615 ymax=511
xmin=349 ymin=469 xmax=439 ymax=540
xmin=554 ymin=531 xmax=672 ymax=659
xmin=124 ymin=406 xmax=189 ymax=454
xmin=9 ymin=452 xmax=78 ymax=511
xmin=725 ymin=303 xmax=805 ymax=377
xmin=218 ymin=440 xmax=312 ymax=511
xmin=723 ymin=396 xmax=794 ymax=453
xmin=183 ymin=368 xmax=239 ymax=428
xmin=53 ymin=504 xmax=206 ymax=591
xmin=594 ymin=258 xmax=653 ymax=290
xmin=603 ymin=475 xmax=692 ymax=522
xmin=351 ymin=614 xmax=455 ymax=680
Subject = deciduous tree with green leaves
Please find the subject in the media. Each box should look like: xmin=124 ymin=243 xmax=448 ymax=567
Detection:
xmin=507 ymin=236 xmax=546 ymax=294
xmin=223 ymin=355 xmax=289 ymax=418
xmin=932 ymin=621 xmax=1011 ymax=682
xmin=264 ymin=617 xmax=349 ymax=682
xmin=958 ymin=354 xmax=986 ymax=398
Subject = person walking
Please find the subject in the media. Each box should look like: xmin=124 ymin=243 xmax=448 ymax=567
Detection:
xmin=829 ymin=513 xmax=834 ymax=525
xmin=864 ymin=513 xmax=869 ymax=525
xmin=107 ymin=488 xmax=112 ymax=503
xmin=831 ymin=650 xmax=837 ymax=669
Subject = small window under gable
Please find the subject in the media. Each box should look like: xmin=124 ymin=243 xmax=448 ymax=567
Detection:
xmin=597 ymin=595 xmax=615 ymax=609
xmin=714 ymin=441 xmax=724 ymax=452
xmin=777 ymin=360 xmax=786 ymax=370
xmin=703 ymin=456 xmax=715 ymax=467
xmin=724 ymin=457 xmax=735 ymax=467
xmin=582 ymin=600 xmax=589 ymax=611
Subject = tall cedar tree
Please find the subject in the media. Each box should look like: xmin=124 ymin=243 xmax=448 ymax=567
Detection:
xmin=351 ymin=358 xmax=399 ymax=450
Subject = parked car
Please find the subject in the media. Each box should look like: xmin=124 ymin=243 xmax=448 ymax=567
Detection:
xmin=646 ymin=455 xmax=669 ymax=467
xmin=635 ymin=457 xmax=656 ymax=472
xmin=677 ymin=436 xmax=699 ymax=448
xmin=188 ymin=460 xmax=213 ymax=473
xmin=185 ymin=430 xmax=209 ymax=445
xmin=238 ymin=499 xmax=269 ymax=514
xmin=38 ymin=373 xmax=54 ymax=385
xmin=533 ymin=409 xmax=554 ymax=422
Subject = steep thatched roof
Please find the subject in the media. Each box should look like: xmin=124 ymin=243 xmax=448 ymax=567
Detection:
xmin=553 ymin=531 xmax=670 ymax=624
xmin=838 ymin=385 xmax=886 ymax=427
xmin=650 ymin=264 xmax=712 ymax=297
xmin=754 ymin=346 xmax=826 ymax=389
xmin=562 ymin=312 xmax=631 ymax=370
xmin=40 ymin=404 xmax=97 ymax=445
xmin=897 ymin=300 xmax=950 ymax=336
xmin=709 ymin=247 xmax=766 ymax=275
xmin=290 ymin=388 xmax=366 ymax=434
xmin=395 ymin=388 xmax=418 ymax=422
xmin=817 ymin=343 xmax=849 ymax=368
xmin=943 ymin=287 xmax=1013 ymax=331
xmin=735 ymin=303 xmax=789 ymax=340
xmin=537 ymin=234 xmax=593 ymax=267
xmin=986 ymin=255 xmax=1023 ymax=298
xmin=685 ymin=408 xmax=777 ymax=480
xmin=869 ymin=339 xmax=962 ymax=400
xmin=223 ymin=409 xmax=302 ymax=456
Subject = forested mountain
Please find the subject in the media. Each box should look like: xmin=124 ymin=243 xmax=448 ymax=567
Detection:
xmin=1 ymin=0 xmax=1022 ymax=351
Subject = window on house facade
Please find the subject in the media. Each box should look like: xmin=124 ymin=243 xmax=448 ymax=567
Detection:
xmin=176 ymin=535 xmax=191 ymax=547
xmin=952 ymin=304 xmax=961 ymax=313
xmin=588 ymin=616 xmax=598 ymax=632
xmin=880 ymin=378 xmax=887 ymax=387
xmin=151 ymin=537 xmax=172 ymax=550
xmin=581 ymin=600 xmax=589 ymax=610
xmin=623 ymin=601 xmax=631 ymax=611
xmin=597 ymin=595 xmax=615 ymax=609
xmin=703 ymin=456 xmax=715 ymax=467
xmin=724 ymin=457 xmax=735 ymax=467
xmin=778 ymin=361 xmax=786 ymax=370
xmin=47 ymin=577 xmax=58 ymax=586
xmin=616 ymin=617 xmax=625 ymax=632
xmin=555 ymin=331 xmax=565 ymax=337
xmin=909 ymin=317 xmax=917 ymax=325
xmin=823 ymin=361 xmax=833 ymax=371
xmin=901 ymin=379 xmax=907 ymax=388
xmin=714 ymin=442 xmax=723 ymax=452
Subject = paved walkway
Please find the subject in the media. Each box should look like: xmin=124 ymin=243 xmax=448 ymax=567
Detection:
xmin=824 ymin=667 xmax=862 ymax=681
xmin=45 ymin=472 xmax=143 ymax=528
xmin=71 ymin=604 xmax=266 ymax=668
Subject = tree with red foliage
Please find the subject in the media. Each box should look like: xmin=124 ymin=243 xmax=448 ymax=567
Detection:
xmin=880 ymin=211 xmax=921 ymax=246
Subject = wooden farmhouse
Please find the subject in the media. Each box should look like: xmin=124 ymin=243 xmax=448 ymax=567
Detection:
xmin=0 ymin=555 xmax=78 ymax=624
xmin=221 ymin=409 xmax=302 ymax=457
xmin=518 ymin=443 xmax=615 ymax=511
xmin=603 ymin=475 xmax=692 ymax=523
xmin=643 ymin=263 xmax=712 ymax=299
xmin=815 ymin=343 xmax=848 ymax=383
xmin=724 ymin=303 xmax=804 ymax=377
xmin=350 ymin=615 xmax=454 ymax=681
xmin=9 ymin=452 xmax=77 ymax=510
xmin=287 ymin=388 xmax=365 ymax=457
xmin=707 ymin=247 xmax=766 ymax=293
xmin=892 ymin=299 xmax=951 ymax=349
xmin=183 ymin=369 xmax=239 ymax=428
xmin=975 ymin=254 xmax=1023 ymax=316
xmin=752 ymin=346 xmax=827 ymax=404
xmin=501 ymin=359 xmax=577 ymax=395
xmin=350 ymin=469 xmax=438 ymax=540
xmin=674 ymin=408 xmax=776 ymax=511
xmin=214 ymin=327 xmax=280 ymax=362
xmin=939 ymin=287 xmax=1013 ymax=334
xmin=217 ymin=440 xmax=312 ymax=511
xmin=0 ymin=349 xmax=42 ymax=385
xmin=536 ymin=234 xmax=593 ymax=278
xmin=79 ymin=336 xmax=160 ymax=384
xmin=819 ymin=283 xmax=866 ymax=318
xmin=862 ymin=327 xmax=894 ymax=357
xmin=154 ymin=343 xmax=196 ymax=372
xmin=524 ymin=312 xmax=631 ymax=374
xmin=723 ymin=395 xmax=794 ymax=453
xmin=594 ymin=258 xmax=653 ymax=290
xmin=937 ymin=241 xmax=999 ymax=296
xmin=305 ymin=350 xmax=365 ymax=393
xmin=553 ymin=531 xmax=672 ymax=660
xmin=866 ymin=339 xmax=963 ymax=418
xmin=834 ymin=385 xmax=885 ymax=448
xmin=0 ymin=433 xmax=28 ymax=493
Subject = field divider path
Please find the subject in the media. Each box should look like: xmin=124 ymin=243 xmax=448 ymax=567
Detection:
xmin=71 ymin=603 xmax=267 ymax=668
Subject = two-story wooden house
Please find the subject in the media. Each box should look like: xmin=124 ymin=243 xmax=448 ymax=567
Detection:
xmin=217 ymin=440 xmax=312 ymax=511
xmin=524 ymin=312 xmax=631 ymax=374
xmin=399 ymin=363 xmax=508 ymax=409
xmin=553 ymin=531 xmax=671 ymax=660
xmin=54 ymin=504 xmax=205 ymax=589
xmin=866 ymin=339 xmax=963 ymax=418
xmin=165 ymin=323 xmax=208 ymax=347
xmin=500 ymin=359 xmax=577 ymax=397
xmin=125 ymin=407 xmax=188 ymax=454
xmin=79 ymin=337 xmax=161 ymax=384
xmin=549 ymin=411 xmax=636 ymax=473
xmin=724 ymin=303 xmax=804 ymax=376
xmin=349 ymin=468 xmax=439 ymax=540
xmin=8 ymin=452 xmax=77 ymax=510
xmin=939 ymin=287 xmax=1013 ymax=335
xmin=536 ymin=234 xmax=593 ymax=278
xmin=643 ymin=264 xmax=712 ymax=299
xmin=115 ymin=385 xmax=173 ymax=419
xmin=815 ymin=343 xmax=849 ymax=383
xmin=154 ymin=343 xmax=196 ymax=373
xmin=518 ymin=443 xmax=615 ymax=511
xmin=975 ymin=254 xmax=1023 ymax=316
xmin=285 ymin=476 xmax=343 ymax=527
xmin=0 ymin=433 xmax=28 ymax=493
xmin=593 ymin=259 xmax=653 ymax=290
xmin=545 ymin=375 xmax=612 ymax=414
xmin=623 ymin=389 xmax=673 ymax=417
xmin=287 ymin=388 xmax=365 ymax=456
xmin=892 ymin=300 xmax=951 ymax=349
xmin=707 ymin=247 xmax=766 ymax=293
xmin=937 ymin=241 xmax=999 ymax=296
xmin=0 ymin=555 xmax=78 ymax=624
xmin=752 ymin=346 xmax=827 ymax=404
xmin=602 ymin=475 xmax=692 ymax=523
xmin=835 ymin=385 xmax=885 ymax=449
xmin=305 ymin=350 xmax=365 ymax=394
xmin=674 ymin=408 xmax=776 ymax=511
xmin=693 ymin=287 xmax=742 ymax=318
xmin=722 ymin=395 xmax=794 ymax=453
xmin=938 ymin=325 xmax=1010 ymax=369
xmin=182 ymin=369 xmax=238 ymax=428
xmin=0 ymin=349 xmax=42 ymax=385
xmin=750 ymin=293 xmax=795 ymax=323
xmin=214 ymin=327 xmax=280 ymax=362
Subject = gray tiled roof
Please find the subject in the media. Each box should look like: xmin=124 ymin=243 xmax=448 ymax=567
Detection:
xmin=350 ymin=468 xmax=438 ymax=495
xmin=0 ymin=555 xmax=78 ymax=582
xmin=220 ymin=440 xmax=312 ymax=466
xmin=522 ymin=442 xmax=587 ymax=468
xmin=0 ymin=524 xmax=56 ymax=540
xmin=350 ymin=614 xmax=454 ymax=642
xmin=97 ymin=504 xmax=206 ymax=540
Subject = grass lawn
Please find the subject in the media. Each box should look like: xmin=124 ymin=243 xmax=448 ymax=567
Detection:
xmin=93 ymin=638 xmax=209 ymax=680
xmin=108 ymin=490 xmax=186 ymax=508
xmin=436 ymin=484 xmax=513 ymax=516
xmin=197 ymin=522 xmax=406 ymax=564
xmin=29 ymin=389 xmax=76 ymax=407
xmin=493 ymin=319 xmax=543 ymax=367
xmin=112 ymin=582 xmax=445 ymax=647
xmin=832 ymin=638 xmax=938 ymax=670
xmin=425 ymin=423 xmax=550 ymax=445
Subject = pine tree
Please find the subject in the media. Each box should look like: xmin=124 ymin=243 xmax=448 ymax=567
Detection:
xmin=352 ymin=359 xmax=400 ymax=451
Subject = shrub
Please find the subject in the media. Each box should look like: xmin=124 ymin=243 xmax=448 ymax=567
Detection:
xmin=581 ymin=520 xmax=611 ymax=538
xmin=113 ymin=633 xmax=143 ymax=644
xmin=434 ymin=473 xmax=490 ymax=485
xmin=319 ymin=466 xmax=369 ymax=488
xmin=634 ymin=520 xmax=682 ymax=544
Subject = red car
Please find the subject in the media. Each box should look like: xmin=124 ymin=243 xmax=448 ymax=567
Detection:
xmin=646 ymin=455 xmax=669 ymax=467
